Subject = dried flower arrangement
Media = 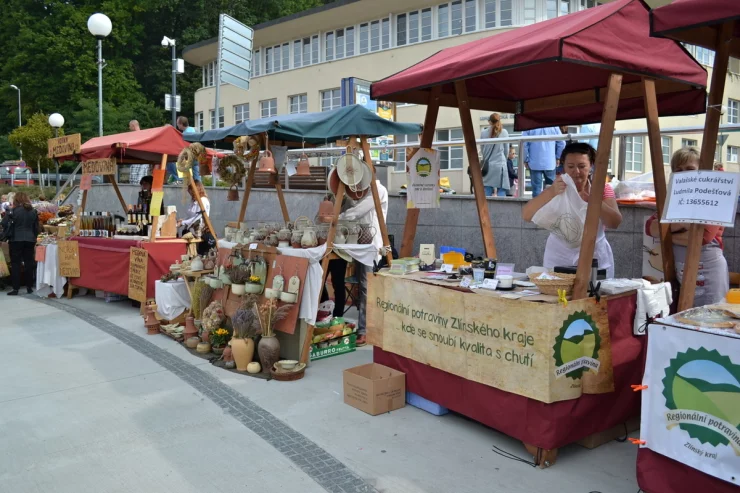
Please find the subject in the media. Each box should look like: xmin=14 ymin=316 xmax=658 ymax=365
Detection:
xmin=253 ymin=299 xmax=292 ymax=338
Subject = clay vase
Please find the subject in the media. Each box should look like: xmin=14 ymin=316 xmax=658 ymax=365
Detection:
xmin=200 ymin=327 xmax=211 ymax=344
xmin=231 ymin=337 xmax=255 ymax=372
xmin=144 ymin=305 xmax=160 ymax=335
xmin=258 ymin=335 xmax=281 ymax=374
xmin=223 ymin=345 xmax=234 ymax=362
xmin=183 ymin=316 xmax=198 ymax=340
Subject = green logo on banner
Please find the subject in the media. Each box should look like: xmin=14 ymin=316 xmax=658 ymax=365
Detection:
xmin=415 ymin=157 xmax=432 ymax=177
xmin=552 ymin=311 xmax=601 ymax=380
xmin=663 ymin=348 xmax=740 ymax=448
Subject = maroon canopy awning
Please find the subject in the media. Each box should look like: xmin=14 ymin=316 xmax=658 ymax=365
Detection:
xmin=650 ymin=0 xmax=740 ymax=58
xmin=371 ymin=0 xmax=707 ymax=131
xmin=60 ymin=125 xmax=188 ymax=164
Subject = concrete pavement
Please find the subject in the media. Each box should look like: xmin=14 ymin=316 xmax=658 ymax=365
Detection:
xmin=0 ymin=294 xmax=640 ymax=492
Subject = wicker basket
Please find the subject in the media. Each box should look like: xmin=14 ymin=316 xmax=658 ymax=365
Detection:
xmin=528 ymin=272 xmax=577 ymax=296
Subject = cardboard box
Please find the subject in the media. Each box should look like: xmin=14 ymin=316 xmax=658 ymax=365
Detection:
xmin=343 ymin=363 xmax=406 ymax=415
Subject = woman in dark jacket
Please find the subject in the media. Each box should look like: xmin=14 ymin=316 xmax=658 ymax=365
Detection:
xmin=1 ymin=192 xmax=38 ymax=295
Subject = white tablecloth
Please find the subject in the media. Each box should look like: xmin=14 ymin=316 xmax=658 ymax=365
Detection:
xmin=155 ymin=279 xmax=191 ymax=320
xmin=36 ymin=244 xmax=66 ymax=298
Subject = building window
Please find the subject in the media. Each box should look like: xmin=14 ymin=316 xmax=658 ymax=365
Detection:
xmin=464 ymin=0 xmax=476 ymax=32
xmin=437 ymin=128 xmax=464 ymax=169
xmin=451 ymin=1 xmax=463 ymax=35
xmin=253 ymin=50 xmax=261 ymax=77
xmin=624 ymin=136 xmax=644 ymax=172
xmin=336 ymin=29 xmax=345 ymax=59
xmin=289 ymin=94 xmax=307 ymax=114
xmin=382 ymin=18 xmax=390 ymax=48
xmin=260 ymin=99 xmax=277 ymax=118
xmin=394 ymin=135 xmax=410 ymax=171
xmin=311 ymin=35 xmax=319 ymax=64
xmin=396 ymin=15 xmax=406 ymax=46
xmin=501 ymin=0 xmax=513 ymax=25
xmin=524 ymin=0 xmax=537 ymax=25
xmin=346 ymin=26 xmax=355 ymax=56
xmin=265 ymin=47 xmax=273 ymax=74
xmin=580 ymin=0 xmax=597 ymax=9
xmin=729 ymin=99 xmax=739 ymax=124
xmin=421 ymin=8 xmax=433 ymax=41
xmin=409 ymin=11 xmax=419 ymax=44
xmin=321 ymin=89 xmax=341 ymax=112
xmin=371 ymin=20 xmax=381 ymax=51
xmin=682 ymin=138 xmax=698 ymax=148
xmin=548 ymin=0 xmax=570 ymax=18
xmin=234 ymin=104 xmax=249 ymax=124
xmin=281 ymin=43 xmax=290 ymax=71
xmin=438 ymin=3 xmax=449 ymax=37
xmin=210 ymin=107 xmax=224 ymax=130
xmin=203 ymin=60 xmax=218 ymax=87
xmin=695 ymin=46 xmax=715 ymax=66
xmin=661 ymin=136 xmax=672 ymax=165
xmin=325 ymin=31 xmax=334 ymax=61
xmin=728 ymin=146 xmax=739 ymax=163
xmin=195 ymin=112 xmax=204 ymax=132
xmin=302 ymin=37 xmax=311 ymax=67
xmin=293 ymin=40 xmax=302 ymax=67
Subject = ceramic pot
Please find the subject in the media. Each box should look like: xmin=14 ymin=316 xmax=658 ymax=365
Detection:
xmin=301 ymin=227 xmax=318 ymax=248
xmin=247 ymin=362 xmax=261 ymax=374
xmin=200 ymin=327 xmax=211 ymax=344
xmin=184 ymin=316 xmax=198 ymax=340
xmin=277 ymin=228 xmax=292 ymax=242
xmin=231 ymin=283 xmax=246 ymax=296
xmin=334 ymin=225 xmax=348 ymax=245
xmin=223 ymin=345 xmax=233 ymax=362
xmin=185 ymin=337 xmax=200 ymax=349
xmin=258 ymin=335 xmax=281 ymax=374
xmin=231 ymin=337 xmax=255 ymax=372
xmin=244 ymin=282 xmax=263 ymax=294
xmin=291 ymin=230 xmax=303 ymax=249
xmin=213 ymin=346 xmax=225 ymax=356
xmin=227 ymin=186 xmax=239 ymax=201
xmin=225 ymin=361 xmax=236 ymax=369
xmin=190 ymin=257 xmax=204 ymax=271
xmin=196 ymin=342 xmax=211 ymax=354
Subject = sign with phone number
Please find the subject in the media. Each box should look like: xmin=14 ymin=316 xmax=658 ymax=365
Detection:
xmin=662 ymin=170 xmax=739 ymax=227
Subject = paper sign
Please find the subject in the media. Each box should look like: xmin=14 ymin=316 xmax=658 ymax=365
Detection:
xmin=149 ymin=191 xmax=164 ymax=217
xmin=249 ymin=243 xmax=258 ymax=250
xmin=459 ymin=277 xmax=472 ymax=288
xmin=58 ymin=240 xmax=80 ymax=278
xmin=419 ymin=244 xmax=435 ymax=266
xmin=441 ymin=264 xmax=453 ymax=273
xmin=79 ymin=174 xmax=93 ymax=191
xmin=82 ymin=158 xmax=117 ymax=176
xmin=152 ymin=169 xmax=165 ymax=191
xmin=35 ymin=245 xmax=46 ymax=262
xmin=47 ymin=134 xmax=81 ymax=158
xmin=128 ymin=247 xmax=148 ymax=303
xmin=496 ymin=264 xmax=514 ymax=277
xmin=481 ymin=279 xmax=499 ymax=290
xmin=662 ymin=170 xmax=739 ymax=227
xmin=286 ymin=162 xmax=297 ymax=177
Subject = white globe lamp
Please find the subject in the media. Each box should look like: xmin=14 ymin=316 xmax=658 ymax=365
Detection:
xmin=87 ymin=13 xmax=112 ymax=38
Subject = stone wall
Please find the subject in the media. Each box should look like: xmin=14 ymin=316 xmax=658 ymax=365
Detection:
xmin=67 ymin=184 xmax=740 ymax=279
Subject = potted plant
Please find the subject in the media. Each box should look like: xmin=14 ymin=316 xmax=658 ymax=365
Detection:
xmin=210 ymin=328 xmax=230 ymax=355
xmin=244 ymin=275 xmax=264 ymax=294
xmin=230 ymin=295 xmax=260 ymax=372
xmin=227 ymin=264 xmax=251 ymax=296
xmin=254 ymin=299 xmax=291 ymax=374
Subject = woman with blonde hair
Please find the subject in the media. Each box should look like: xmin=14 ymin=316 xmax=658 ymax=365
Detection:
xmin=646 ymin=147 xmax=729 ymax=306
xmin=177 ymin=181 xmax=213 ymax=254
xmin=0 ymin=192 xmax=38 ymax=295
xmin=479 ymin=113 xmax=510 ymax=197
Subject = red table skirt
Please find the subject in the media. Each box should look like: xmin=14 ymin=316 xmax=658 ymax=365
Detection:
xmin=72 ymin=237 xmax=185 ymax=298
xmin=637 ymin=448 xmax=737 ymax=493
xmin=374 ymin=294 xmax=645 ymax=450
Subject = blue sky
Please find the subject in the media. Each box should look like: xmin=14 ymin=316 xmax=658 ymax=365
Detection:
xmin=677 ymin=360 xmax=740 ymax=388
xmin=563 ymin=319 xmax=594 ymax=339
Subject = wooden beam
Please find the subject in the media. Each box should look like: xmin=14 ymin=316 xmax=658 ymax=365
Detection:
xmin=188 ymin=176 xmax=218 ymax=243
xmin=678 ymin=22 xmax=733 ymax=311
xmin=274 ymin=182 xmax=291 ymax=223
xmin=300 ymin=181 xmax=346 ymax=365
xmin=400 ymin=86 xmax=441 ymax=257
xmin=642 ymin=78 xmax=676 ymax=287
xmin=573 ymin=73 xmax=623 ymax=299
xmin=455 ymin=80 xmax=496 ymax=258
xmin=360 ymin=136 xmax=393 ymax=267
xmin=383 ymin=88 xmax=517 ymax=114
xmin=106 ymin=175 xmax=128 ymax=214
xmin=149 ymin=154 xmax=168 ymax=242
xmin=237 ymin=155 xmax=259 ymax=224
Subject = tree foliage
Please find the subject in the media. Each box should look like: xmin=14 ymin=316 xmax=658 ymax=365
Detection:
xmin=8 ymin=112 xmax=64 ymax=171
xmin=0 ymin=0 xmax=333 ymax=142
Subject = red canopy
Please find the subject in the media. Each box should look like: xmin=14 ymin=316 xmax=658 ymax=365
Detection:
xmin=64 ymin=125 xmax=188 ymax=164
xmin=371 ymin=0 xmax=707 ymax=131
xmin=650 ymin=0 xmax=740 ymax=58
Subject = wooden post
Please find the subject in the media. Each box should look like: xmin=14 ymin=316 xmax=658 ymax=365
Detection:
xmin=75 ymin=190 xmax=88 ymax=232
xmin=300 ymin=181 xmax=346 ymax=365
xmin=188 ymin=175 xmax=218 ymax=243
xmin=237 ymin=155 xmax=259 ymax=224
xmin=642 ymin=78 xmax=676 ymax=286
xmin=573 ymin=73 xmax=623 ymax=299
xmin=106 ymin=175 xmax=128 ymax=214
xmin=400 ymin=86 xmax=441 ymax=257
xmin=678 ymin=22 xmax=733 ymax=311
xmin=274 ymin=182 xmax=291 ymax=222
xmin=148 ymin=155 xmax=168 ymax=242
xmin=455 ymin=80 xmax=497 ymax=258
xmin=360 ymin=136 xmax=393 ymax=267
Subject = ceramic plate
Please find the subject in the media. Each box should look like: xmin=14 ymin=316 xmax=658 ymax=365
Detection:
xmin=514 ymin=280 xmax=536 ymax=288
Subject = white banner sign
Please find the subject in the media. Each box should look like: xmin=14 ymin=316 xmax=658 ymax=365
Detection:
xmin=406 ymin=148 xmax=440 ymax=209
xmin=662 ymin=170 xmax=739 ymax=227
xmin=641 ymin=324 xmax=740 ymax=485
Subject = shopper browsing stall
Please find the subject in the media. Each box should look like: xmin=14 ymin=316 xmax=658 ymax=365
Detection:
xmin=177 ymin=180 xmax=213 ymax=255
xmin=522 ymin=142 xmax=622 ymax=277
xmin=0 ymin=192 xmax=39 ymax=295
xmin=646 ymin=147 xmax=729 ymax=306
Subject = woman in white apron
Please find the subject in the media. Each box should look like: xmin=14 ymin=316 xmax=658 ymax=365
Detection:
xmin=522 ymin=142 xmax=622 ymax=278
xmin=646 ymin=147 xmax=729 ymax=306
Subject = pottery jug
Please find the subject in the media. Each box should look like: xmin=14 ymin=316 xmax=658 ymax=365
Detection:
xmin=257 ymin=335 xmax=281 ymax=374
xmin=301 ymin=227 xmax=318 ymax=248
xmin=317 ymin=199 xmax=334 ymax=223
xmin=184 ymin=316 xmax=198 ymax=340
xmin=277 ymin=228 xmax=292 ymax=242
xmin=334 ymin=225 xmax=348 ymax=245
xmin=190 ymin=257 xmax=204 ymax=271
xmin=258 ymin=150 xmax=276 ymax=174
xmin=231 ymin=337 xmax=255 ymax=372
xmin=291 ymin=229 xmax=303 ymax=249
xmin=223 ymin=345 xmax=233 ymax=362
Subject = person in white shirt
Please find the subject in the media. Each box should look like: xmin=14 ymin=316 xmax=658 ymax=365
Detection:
xmin=177 ymin=180 xmax=211 ymax=254
xmin=337 ymin=180 xmax=389 ymax=346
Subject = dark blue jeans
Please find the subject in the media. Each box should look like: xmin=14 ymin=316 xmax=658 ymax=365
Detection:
xmin=530 ymin=169 xmax=556 ymax=198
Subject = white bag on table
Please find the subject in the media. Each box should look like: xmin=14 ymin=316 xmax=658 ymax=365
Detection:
xmin=531 ymin=174 xmax=587 ymax=249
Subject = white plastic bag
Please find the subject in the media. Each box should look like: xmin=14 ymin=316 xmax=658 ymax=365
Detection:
xmin=531 ymin=174 xmax=587 ymax=249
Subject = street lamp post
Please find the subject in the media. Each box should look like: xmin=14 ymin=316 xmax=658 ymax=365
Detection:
xmin=87 ymin=13 xmax=112 ymax=137
xmin=48 ymin=113 xmax=65 ymax=198
xmin=162 ymin=36 xmax=177 ymax=126
xmin=9 ymin=84 xmax=22 ymax=160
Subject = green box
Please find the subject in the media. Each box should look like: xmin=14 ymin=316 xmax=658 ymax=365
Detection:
xmin=310 ymin=333 xmax=357 ymax=361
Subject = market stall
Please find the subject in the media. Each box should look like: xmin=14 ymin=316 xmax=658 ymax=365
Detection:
xmin=635 ymin=2 xmax=740 ymax=491
xmin=368 ymin=0 xmax=707 ymax=465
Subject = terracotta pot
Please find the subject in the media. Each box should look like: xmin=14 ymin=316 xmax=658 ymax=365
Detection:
xmin=258 ymin=335 xmax=281 ymax=374
xmin=231 ymin=337 xmax=255 ymax=372
xmin=223 ymin=345 xmax=234 ymax=362
xmin=184 ymin=316 xmax=198 ymax=340
xmin=227 ymin=186 xmax=239 ymax=201
xmin=200 ymin=328 xmax=211 ymax=344
xmin=213 ymin=346 xmax=225 ymax=356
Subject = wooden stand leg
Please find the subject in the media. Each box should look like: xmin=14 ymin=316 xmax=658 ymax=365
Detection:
xmin=188 ymin=176 xmax=218 ymax=245
xmin=573 ymin=73 xmax=623 ymax=299
xmin=642 ymin=79 xmax=676 ymax=286
xmin=523 ymin=443 xmax=558 ymax=469
xmin=149 ymin=154 xmax=168 ymax=243
xmin=678 ymin=22 xmax=732 ymax=311
xmin=360 ymin=136 xmax=393 ymax=267
xmin=274 ymin=182 xmax=291 ymax=223
xmin=107 ymin=175 xmax=129 ymax=215
xmin=237 ymin=157 xmax=259 ymax=224
xmin=455 ymin=80 xmax=497 ymax=258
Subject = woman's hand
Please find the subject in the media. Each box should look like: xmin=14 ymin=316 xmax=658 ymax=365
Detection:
xmin=176 ymin=219 xmax=183 ymax=227
xmin=550 ymin=175 xmax=567 ymax=196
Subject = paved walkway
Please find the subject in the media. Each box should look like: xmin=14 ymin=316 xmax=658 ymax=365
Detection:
xmin=0 ymin=294 xmax=640 ymax=492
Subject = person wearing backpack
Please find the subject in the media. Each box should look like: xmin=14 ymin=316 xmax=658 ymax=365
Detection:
xmin=479 ymin=113 xmax=510 ymax=197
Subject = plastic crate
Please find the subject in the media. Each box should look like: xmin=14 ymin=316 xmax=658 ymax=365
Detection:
xmin=405 ymin=391 xmax=449 ymax=416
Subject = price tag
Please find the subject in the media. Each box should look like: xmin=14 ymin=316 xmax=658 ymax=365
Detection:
xmin=496 ymin=264 xmax=514 ymax=276
xmin=481 ymin=279 xmax=499 ymax=290
xmin=249 ymin=243 xmax=258 ymax=250
xmin=459 ymin=277 xmax=472 ymax=288
xmin=662 ymin=170 xmax=740 ymax=227
xmin=441 ymin=264 xmax=453 ymax=273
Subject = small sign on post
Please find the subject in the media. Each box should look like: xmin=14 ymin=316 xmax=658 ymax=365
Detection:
xmin=47 ymin=134 xmax=81 ymax=158
xmin=82 ymin=158 xmax=117 ymax=176
xmin=128 ymin=247 xmax=149 ymax=303
xmin=58 ymin=240 xmax=80 ymax=278
xmin=662 ymin=170 xmax=740 ymax=227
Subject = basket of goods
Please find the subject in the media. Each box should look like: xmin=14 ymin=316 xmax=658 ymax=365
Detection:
xmin=528 ymin=272 xmax=577 ymax=296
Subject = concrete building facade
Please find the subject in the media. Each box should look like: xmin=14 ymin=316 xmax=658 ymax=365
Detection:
xmin=184 ymin=0 xmax=740 ymax=193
